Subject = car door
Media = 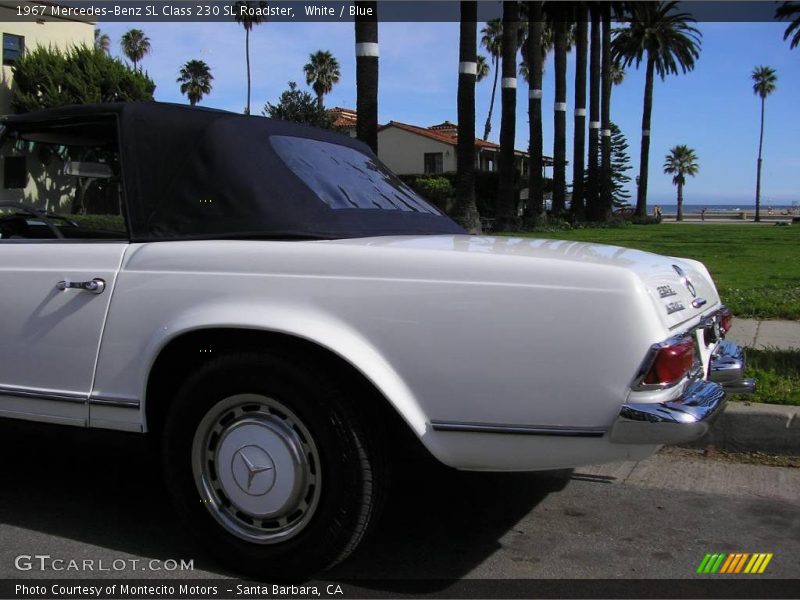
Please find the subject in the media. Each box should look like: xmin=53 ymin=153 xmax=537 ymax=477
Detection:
xmin=0 ymin=116 xmax=128 ymax=426
xmin=0 ymin=237 xmax=127 ymax=426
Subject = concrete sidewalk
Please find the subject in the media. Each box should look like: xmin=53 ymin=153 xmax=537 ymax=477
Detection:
xmin=727 ymin=318 xmax=800 ymax=350
xmin=690 ymin=317 xmax=799 ymax=455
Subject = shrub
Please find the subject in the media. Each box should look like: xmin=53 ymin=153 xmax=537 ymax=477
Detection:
xmin=413 ymin=177 xmax=453 ymax=211
xmin=12 ymin=45 xmax=155 ymax=112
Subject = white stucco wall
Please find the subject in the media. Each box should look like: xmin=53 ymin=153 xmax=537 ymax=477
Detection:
xmin=0 ymin=5 xmax=95 ymax=115
xmin=377 ymin=126 xmax=456 ymax=175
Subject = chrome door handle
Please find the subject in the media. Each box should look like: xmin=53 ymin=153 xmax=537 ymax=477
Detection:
xmin=56 ymin=278 xmax=106 ymax=295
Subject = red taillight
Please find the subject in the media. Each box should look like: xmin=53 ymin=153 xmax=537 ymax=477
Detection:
xmin=643 ymin=337 xmax=696 ymax=386
xmin=719 ymin=308 xmax=733 ymax=336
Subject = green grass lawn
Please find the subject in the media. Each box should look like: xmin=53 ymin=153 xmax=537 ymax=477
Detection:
xmin=503 ymin=223 xmax=800 ymax=320
xmin=744 ymin=348 xmax=800 ymax=406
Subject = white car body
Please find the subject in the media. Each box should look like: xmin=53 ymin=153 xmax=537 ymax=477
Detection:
xmin=0 ymin=234 xmax=742 ymax=471
xmin=0 ymin=102 xmax=753 ymax=574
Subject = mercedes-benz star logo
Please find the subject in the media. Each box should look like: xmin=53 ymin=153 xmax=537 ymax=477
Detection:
xmin=673 ymin=264 xmax=697 ymax=298
xmin=231 ymin=445 xmax=276 ymax=496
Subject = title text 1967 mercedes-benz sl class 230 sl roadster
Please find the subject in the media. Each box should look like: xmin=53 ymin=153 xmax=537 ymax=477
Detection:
xmin=0 ymin=103 xmax=754 ymax=576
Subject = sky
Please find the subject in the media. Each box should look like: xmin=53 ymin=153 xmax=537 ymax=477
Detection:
xmin=101 ymin=17 xmax=799 ymax=207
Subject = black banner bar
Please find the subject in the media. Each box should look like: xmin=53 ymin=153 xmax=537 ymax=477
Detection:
xmin=0 ymin=1 xmax=786 ymax=23
xmin=2 ymin=579 xmax=800 ymax=599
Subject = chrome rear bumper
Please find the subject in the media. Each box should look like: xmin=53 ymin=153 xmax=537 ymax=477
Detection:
xmin=611 ymin=340 xmax=755 ymax=445
xmin=610 ymin=379 xmax=726 ymax=445
xmin=709 ymin=339 xmax=756 ymax=394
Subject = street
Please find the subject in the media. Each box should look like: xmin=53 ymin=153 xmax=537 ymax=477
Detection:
xmin=0 ymin=420 xmax=798 ymax=587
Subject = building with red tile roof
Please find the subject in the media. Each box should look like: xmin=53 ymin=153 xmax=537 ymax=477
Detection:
xmin=327 ymin=107 xmax=552 ymax=178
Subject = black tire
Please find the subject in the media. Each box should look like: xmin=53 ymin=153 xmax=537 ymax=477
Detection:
xmin=162 ymin=351 xmax=386 ymax=578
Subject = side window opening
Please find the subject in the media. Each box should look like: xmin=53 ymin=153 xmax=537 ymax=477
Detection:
xmin=0 ymin=118 xmax=128 ymax=241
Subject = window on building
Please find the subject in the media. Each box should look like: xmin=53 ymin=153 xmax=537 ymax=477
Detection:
xmin=3 ymin=34 xmax=24 ymax=66
xmin=3 ymin=156 xmax=26 ymax=189
xmin=424 ymin=152 xmax=443 ymax=174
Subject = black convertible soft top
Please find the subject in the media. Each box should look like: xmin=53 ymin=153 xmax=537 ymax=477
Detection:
xmin=1 ymin=102 xmax=465 ymax=241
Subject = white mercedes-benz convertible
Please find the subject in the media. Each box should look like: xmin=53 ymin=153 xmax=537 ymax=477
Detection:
xmin=0 ymin=103 xmax=753 ymax=576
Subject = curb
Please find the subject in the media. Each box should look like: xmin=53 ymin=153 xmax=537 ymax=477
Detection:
xmin=683 ymin=401 xmax=800 ymax=455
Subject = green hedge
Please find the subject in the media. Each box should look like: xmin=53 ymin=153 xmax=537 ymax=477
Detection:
xmin=399 ymin=171 xmax=550 ymax=219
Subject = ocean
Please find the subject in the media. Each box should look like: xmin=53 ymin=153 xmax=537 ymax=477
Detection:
xmin=651 ymin=203 xmax=799 ymax=215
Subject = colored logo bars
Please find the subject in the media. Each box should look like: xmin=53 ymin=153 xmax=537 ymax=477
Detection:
xmin=697 ymin=553 xmax=773 ymax=574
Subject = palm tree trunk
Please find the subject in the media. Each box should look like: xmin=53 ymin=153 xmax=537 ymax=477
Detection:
xmin=454 ymin=0 xmax=482 ymax=233
xmin=245 ymin=28 xmax=251 ymax=114
xmin=552 ymin=10 xmax=567 ymax=217
xmin=755 ymin=96 xmax=765 ymax=223
xmin=317 ymin=94 xmax=324 ymax=110
xmin=586 ymin=8 xmax=600 ymax=220
xmin=677 ymin=180 xmax=684 ymax=221
xmin=599 ymin=5 xmax=612 ymax=220
xmin=571 ymin=6 xmax=588 ymax=220
xmin=528 ymin=1 xmax=544 ymax=223
xmin=636 ymin=54 xmax=655 ymax=217
xmin=495 ymin=0 xmax=519 ymax=231
xmin=483 ymin=56 xmax=500 ymax=141
xmin=355 ymin=1 xmax=379 ymax=153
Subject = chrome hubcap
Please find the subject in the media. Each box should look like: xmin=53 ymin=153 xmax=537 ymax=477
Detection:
xmin=192 ymin=394 xmax=321 ymax=544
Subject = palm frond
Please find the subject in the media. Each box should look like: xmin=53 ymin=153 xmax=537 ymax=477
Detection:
xmin=776 ymin=1 xmax=800 ymax=49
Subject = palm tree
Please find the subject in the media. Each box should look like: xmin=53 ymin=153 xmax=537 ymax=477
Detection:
xmin=585 ymin=6 xmax=601 ymax=219
xmin=177 ymin=60 xmax=214 ymax=106
xmin=495 ymin=0 xmax=519 ymax=231
xmin=572 ymin=4 xmax=588 ymax=219
xmin=303 ymin=50 xmax=341 ymax=110
xmin=120 ymin=29 xmax=151 ymax=71
xmin=527 ymin=1 xmax=545 ymax=223
xmin=612 ymin=1 xmax=701 ymax=218
xmin=95 ymin=29 xmax=111 ymax=54
xmin=776 ymin=2 xmax=800 ymax=49
xmin=476 ymin=55 xmax=490 ymax=81
xmin=663 ymin=145 xmax=699 ymax=221
xmin=599 ymin=3 xmax=613 ymax=220
xmin=454 ymin=0 xmax=482 ymax=233
xmin=354 ymin=1 xmax=379 ymax=153
xmin=518 ymin=22 xmax=554 ymax=81
xmin=751 ymin=65 xmax=777 ymax=223
xmin=234 ymin=1 xmax=267 ymax=115
xmin=609 ymin=62 xmax=625 ymax=86
xmin=551 ymin=4 xmax=568 ymax=217
xmin=480 ymin=19 xmax=503 ymax=140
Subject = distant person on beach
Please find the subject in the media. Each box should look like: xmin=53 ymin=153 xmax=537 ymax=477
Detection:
xmin=701 ymin=208 xmax=706 ymax=221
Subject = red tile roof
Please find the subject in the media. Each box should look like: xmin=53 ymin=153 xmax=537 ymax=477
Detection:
xmin=380 ymin=121 xmax=535 ymax=156
xmin=329 ymin=110 xmax=552 ymax=162
xmin=329 ymin=107 xmax=357 ymax=129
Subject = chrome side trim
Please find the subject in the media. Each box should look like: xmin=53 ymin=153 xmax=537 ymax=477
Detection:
xmin=0 ymin=386 xmax=140 ymax=409
xmin=611 ymin=379 xmax=726 ymax=445
xmin=88 ymin=397 xmax=140 ymax=408
xmin=0 ymin=385 xmax=85 ymax=404
xmin=431 ymin=421 xmax=607 ymax=437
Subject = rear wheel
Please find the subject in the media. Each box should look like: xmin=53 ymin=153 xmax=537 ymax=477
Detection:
xmin=162 ymin=351 xmax=385 ymax=577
